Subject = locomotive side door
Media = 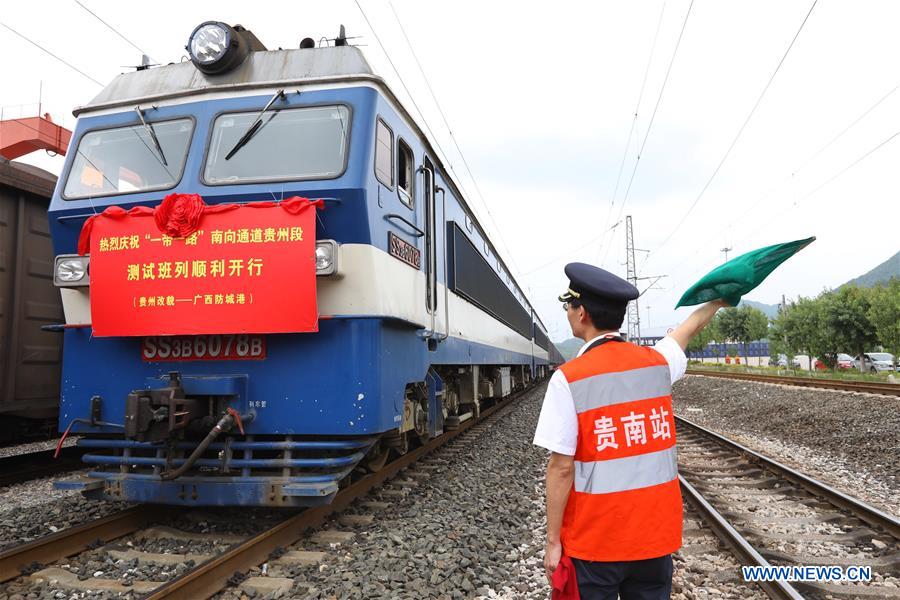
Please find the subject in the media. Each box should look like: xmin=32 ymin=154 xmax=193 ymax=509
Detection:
xmin=421 ymin=156 xmax=445 ymax=347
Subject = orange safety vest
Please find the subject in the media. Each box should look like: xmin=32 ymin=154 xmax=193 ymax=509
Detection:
xmin=558 ymin=338 xmax=682 ymax=562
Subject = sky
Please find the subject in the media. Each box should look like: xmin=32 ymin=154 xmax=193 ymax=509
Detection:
xmin=2 ymin=1 xmax=898 ymax=342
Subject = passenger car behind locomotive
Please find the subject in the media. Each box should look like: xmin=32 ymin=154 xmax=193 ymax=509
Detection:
xmin=51 ymin=22 xmax=563 ymax=506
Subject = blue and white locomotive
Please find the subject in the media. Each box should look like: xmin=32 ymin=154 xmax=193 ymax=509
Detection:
xmin=49 ymin=22 xmax=563 ymax=506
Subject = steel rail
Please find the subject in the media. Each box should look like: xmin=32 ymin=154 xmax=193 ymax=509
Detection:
xmin=0 ymin=445 xmax=84 ymax=487
xmin=679 ymin=476 xmax=805 ymax=600
xmin=141 ymin=388 xmax=529 ymax=600
xmin=685 ymin=369 xmax=900 ymax=396
xmin=0 ymin=505 xmax=166 ymax=583
xmin=676 ymin=415 xmax=900 ymax=539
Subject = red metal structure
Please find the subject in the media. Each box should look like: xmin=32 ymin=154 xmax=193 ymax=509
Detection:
xmin=0 ymin=114 xmax=71 ymax=160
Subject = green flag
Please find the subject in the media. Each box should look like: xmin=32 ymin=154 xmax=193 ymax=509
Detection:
xmin=676 ymin=236 xmax=816 ymax=308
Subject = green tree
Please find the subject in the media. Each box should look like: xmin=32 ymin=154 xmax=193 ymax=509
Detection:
xmin=768 ymin=316 xmax=792 ymax=367
xmin=867 ymin=279 xmax=900 ymax=369
xmin=710 ymin=312 xmax=725 ymax=363
xmin=820 ymin=285 xmax=878 ymax=372
xmin=716 ymin=307 xmax=741 ymax=342
xmin=772 ymin=297 xmax=827 ymax=370
xmin=744 ymin=306 xmax=769 ymax=345
xmin=809 ymin=292 xmax=844 ymax=369
xmin=686 ymin=311 xmax=722 ymax=357
xmin=716 ymin=305 xmax=769 ymax=364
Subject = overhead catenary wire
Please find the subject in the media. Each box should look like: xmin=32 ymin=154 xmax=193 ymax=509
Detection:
xmin=792 ymin=81 xmax=900 ymax=176
xmin=736 ymin=126 xmax=900 ymax=246
xmin=385 ymin=0 xmax=522 ymax=278
xmin=0 ymin=21 xmax=103 ymax=86
xmin=522 ymin=221 xmax=620 ymax=276
xmin=73 ymin=0 xmax=157 ymax=64
xmin=647 ymin=0 xmax=819 ymax=259
xmin=646 ymin=126 xmax=900 ymax=310
xmin=353 ymin=0 xmax=526 ymax=286
xmin=596 ymin=1 xmax=668 ymax=261
xmin=502 ymin=2 xmax=678 ymax=279
xmin=353 ymin=0 xmax=453 ymax=167
xmin=600 ymin=0 xmax=694 ymax=268
xmin=659 ymin=78 xmax=900 ymax=277
xmin=715 ymin=80 xmax=900 ymax=242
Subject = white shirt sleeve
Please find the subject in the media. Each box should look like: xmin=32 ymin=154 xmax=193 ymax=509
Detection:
xmin=654 ymin=336 xmax=688 ymax=384
xmin=533 ymin=369 xmax=578 ymax=456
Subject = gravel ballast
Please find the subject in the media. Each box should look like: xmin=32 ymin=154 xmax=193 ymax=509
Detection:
xmin=0 ymin=436 xmax=78 ymax=459
xmin=223 ymin=386 xmax=554 ymax=600
xmin=0 ymin=470 xmax=131 ymax=552
xmin=673 ymin=375 xmax=900 ymax=516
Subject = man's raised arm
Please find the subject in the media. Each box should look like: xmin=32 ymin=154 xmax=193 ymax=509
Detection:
xmin=668 ymin=300 xmax=729 ymax=352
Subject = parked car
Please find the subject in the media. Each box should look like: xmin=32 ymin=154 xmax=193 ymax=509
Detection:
xmin=773 ymin=354 xmax=805 ymax=368
xmin=852 ymin=353 xmax=897 ymax=373
xmin=836 ymin=353 xmax=854 ymax=370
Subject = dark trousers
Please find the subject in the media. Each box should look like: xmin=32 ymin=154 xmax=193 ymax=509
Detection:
xmin=571 ymin=555 xmax=673 ymax=600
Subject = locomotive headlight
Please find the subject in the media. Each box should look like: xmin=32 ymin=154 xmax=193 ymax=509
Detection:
xmin=54 ymin=255 xmax=90 ymax=287
xmin=315 ymin=240 xmax=338 ymax=276
xmin=57 ymin=260 xmax=85 ymax=282
xmin=187 ymin=21 xmax=261 ymax=75
xmin=188 ymin=22 xmax=231 ymax=66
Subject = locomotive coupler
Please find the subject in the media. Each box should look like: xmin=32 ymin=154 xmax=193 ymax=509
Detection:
xmin=124 ymin=371 xmax=203 ymax=442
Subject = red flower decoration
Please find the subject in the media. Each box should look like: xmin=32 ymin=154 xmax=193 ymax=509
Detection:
xmin=154 ymin=193 xmax=206 ymax=237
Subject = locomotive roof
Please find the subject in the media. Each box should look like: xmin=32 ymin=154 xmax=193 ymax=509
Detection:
xmin=74 ymin=46 xmax=378 ymax=116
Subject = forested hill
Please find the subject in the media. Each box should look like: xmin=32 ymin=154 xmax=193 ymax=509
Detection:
xmin=556 ymin=338 xmax=583 ymax=361
xmin=842 ymin=251 xmax=899 ymax=288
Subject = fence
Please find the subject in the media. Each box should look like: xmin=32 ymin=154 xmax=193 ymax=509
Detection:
xmin=688 ymin=341 xmax=770 ymax=360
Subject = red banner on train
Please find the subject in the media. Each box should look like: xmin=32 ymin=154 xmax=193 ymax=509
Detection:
xmin=82 ymin=194 xmax=321 ymax=337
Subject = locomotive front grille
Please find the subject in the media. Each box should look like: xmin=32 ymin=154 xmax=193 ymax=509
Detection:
xmin=74 ymin=435 xmax=375 ymax=506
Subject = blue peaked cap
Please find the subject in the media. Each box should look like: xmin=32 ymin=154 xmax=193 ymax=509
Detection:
xmin=558 ymin=262 xmax=639 ymax=305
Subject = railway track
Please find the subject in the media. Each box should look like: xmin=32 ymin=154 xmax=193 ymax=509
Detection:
xmin=0 ymin=386 xmax=528 ymax=599
xmin=677 ymin=415 xmax=900 ymax=599
xmin=0 ymin=445 xmax=84 ymax=487
xmin=685 ymin=369 xmax=900 ymax=397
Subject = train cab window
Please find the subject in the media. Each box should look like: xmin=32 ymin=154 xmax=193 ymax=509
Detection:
xmin=63 ymin=118 xmax=194 ymax=199
xmin=375 ymin=119 xmax=393 ymax=188
xmin=204 ymin=105 xmax=350 ymax=184
xmin=397 ymin=139 xmax=413 ymax=207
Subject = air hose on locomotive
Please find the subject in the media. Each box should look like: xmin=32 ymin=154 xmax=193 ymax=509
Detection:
xmin=159 ymin=407 xmax=249 ymax=481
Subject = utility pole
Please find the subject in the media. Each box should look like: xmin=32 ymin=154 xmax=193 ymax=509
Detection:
xmin=625 ymin=216 xmax=667 ymax=345
xmin=625 ymin=216 xmax=641 ymax=343
xmin=720 ymin=246 xmax=733 ymax=263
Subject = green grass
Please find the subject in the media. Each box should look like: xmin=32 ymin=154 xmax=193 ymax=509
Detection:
xmin=687 ymin=361 xmax=898 ymax=383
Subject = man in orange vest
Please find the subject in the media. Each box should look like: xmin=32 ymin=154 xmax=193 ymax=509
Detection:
xmin=534 ymin=262 xmax=726 ymax=599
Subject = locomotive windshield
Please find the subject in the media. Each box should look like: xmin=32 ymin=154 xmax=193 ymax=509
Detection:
xmin=63 ymin=118 xmax=194 ymax=199
xmin=204 ymin=105 xmax=350 ymax=184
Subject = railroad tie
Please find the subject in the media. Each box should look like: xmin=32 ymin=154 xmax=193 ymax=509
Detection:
xmin=31 ymin=567 xmax=162 ymax=594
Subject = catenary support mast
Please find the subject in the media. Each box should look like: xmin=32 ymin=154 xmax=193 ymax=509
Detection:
xmin=625 ymin=215 xmax=640 ymax=342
